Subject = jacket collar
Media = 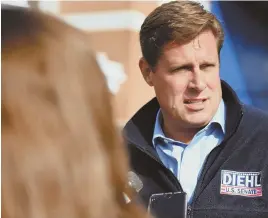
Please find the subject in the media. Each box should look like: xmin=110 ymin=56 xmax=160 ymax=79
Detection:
xmin=123 ymin=80 xmax=243 ymax=156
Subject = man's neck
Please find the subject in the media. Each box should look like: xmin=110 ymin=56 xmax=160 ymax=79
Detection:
xmin=161 ymin=114 xmax=202 ymax=144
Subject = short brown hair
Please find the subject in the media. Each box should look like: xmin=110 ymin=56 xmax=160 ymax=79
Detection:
xmin=140 ymin=1 xmax=224 ymax=68
xmin=2 ymin=6 xmax=146 ymax=218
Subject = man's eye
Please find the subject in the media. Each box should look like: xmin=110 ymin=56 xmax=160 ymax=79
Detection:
xmin=200 ymin=64 xmax=215 ymax=70
xmin=171 ymin=66 xmax=191 ymax=73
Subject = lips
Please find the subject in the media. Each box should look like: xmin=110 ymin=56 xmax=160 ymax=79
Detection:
xmin=183 ymin=98 xmax=208 ymax=111
xmin=184 ymin=98 xmax=207 ymax=104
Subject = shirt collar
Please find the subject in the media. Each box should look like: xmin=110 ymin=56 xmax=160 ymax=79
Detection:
xmin=152 ymin=99 xmax=226 ymax=147
xmin=210 ymin=99 xmax=226 ymax=134
xmin=152 ymin=109 xmax=166 ymax=147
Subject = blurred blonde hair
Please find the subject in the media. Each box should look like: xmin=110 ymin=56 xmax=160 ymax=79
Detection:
xmin=2 ymin=6 xmax=146 ymax=218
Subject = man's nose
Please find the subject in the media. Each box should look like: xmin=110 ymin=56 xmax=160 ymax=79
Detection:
xmin=188 ymin=69 xmax=206 ymax=92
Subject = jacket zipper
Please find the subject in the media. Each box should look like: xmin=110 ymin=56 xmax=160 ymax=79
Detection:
xmin=187 ymin=205 xmax=192 ymax=218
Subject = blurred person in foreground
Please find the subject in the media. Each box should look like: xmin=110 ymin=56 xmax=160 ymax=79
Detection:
xmin=1 ymin=5 xmax=147 ymax=218
xmin=123 ymin=1 xmax=268 ymax=217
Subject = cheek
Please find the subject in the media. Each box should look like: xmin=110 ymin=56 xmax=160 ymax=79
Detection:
xmin=153 ymin=72 xmax=189 ymax=104
xmin=206 ymin=73 xmax=221 ymax=91
xmin=168 ymin=75 xmax=188 ymax=94
xmin=155 ymin=75 xmax=184 ymax=94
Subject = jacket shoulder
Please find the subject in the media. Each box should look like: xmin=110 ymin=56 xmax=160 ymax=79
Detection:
xmin=243 ymin=104 xmax=268 ymax=120
xmin=242 ymin=104 xmax=268 ymax=129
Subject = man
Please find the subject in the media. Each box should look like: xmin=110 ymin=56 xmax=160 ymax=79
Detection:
xmin=123 ymin=1 xmax=268 ymax=217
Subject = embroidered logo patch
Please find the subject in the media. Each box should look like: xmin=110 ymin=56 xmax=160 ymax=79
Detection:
xmin=220 ymin=170 xmax=262 ymax=197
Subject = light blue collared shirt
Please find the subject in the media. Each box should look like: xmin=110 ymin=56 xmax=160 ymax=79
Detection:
xmin=152 ymin=100 xmax=226 ymax=203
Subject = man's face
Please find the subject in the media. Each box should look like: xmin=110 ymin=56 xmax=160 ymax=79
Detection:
xmin=140 ymin=30 xmax=222 ymax=129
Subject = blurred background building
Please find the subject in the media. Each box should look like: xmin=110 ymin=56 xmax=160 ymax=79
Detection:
xmin=2 ymin=0 xmax=268 ymax=125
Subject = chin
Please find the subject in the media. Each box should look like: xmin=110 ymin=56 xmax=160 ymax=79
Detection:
xmin=184 ymin=116 xmax=211 ymax=128
xmin=189 ymin=120 xmax=210 ymax=128
xmin=185 ymin=109 xmax=214 ymax=125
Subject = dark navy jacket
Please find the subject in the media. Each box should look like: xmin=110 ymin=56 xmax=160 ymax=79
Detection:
xmin=123 ymin=81 xmax=268 ymax=218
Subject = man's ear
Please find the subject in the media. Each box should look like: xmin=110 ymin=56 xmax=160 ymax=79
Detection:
xmin=139 ymin=57 xmax=154 ymax=86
